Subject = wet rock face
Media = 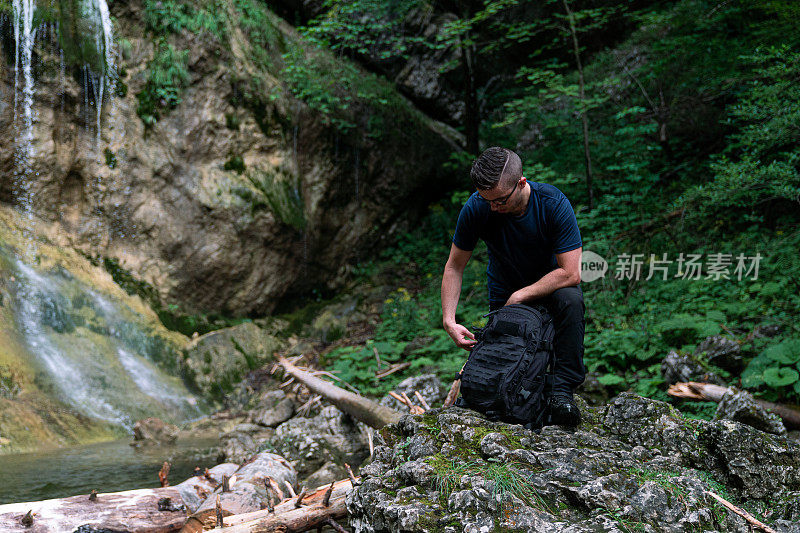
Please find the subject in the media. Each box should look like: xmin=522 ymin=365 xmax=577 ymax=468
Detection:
xmin=347 ymin=394 xmax=800 ymax=532
xmin=713 ymin=388 xmax=786 ymax=435
xmin=0 ymin=2 xmax=460 ymax=316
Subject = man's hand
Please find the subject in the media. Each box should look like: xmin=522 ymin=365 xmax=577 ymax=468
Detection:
xmin=505 ymin=291 xmax=525 ymax=306
xmin=444 ymin=322 xmax=476 ymax=350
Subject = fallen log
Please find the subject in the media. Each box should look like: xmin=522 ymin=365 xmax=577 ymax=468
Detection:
xmin=219 ymin=496 xmax=347 ymax=532
xmin=221 ymin=479 xmax=354 ymax=528
xmin=276 ymin=356 xmax=402 ymax=429
xmin=667 ymin=382 xmax=800 ymax=430
xmin=0 ymin=463 xmax=237 ymax=533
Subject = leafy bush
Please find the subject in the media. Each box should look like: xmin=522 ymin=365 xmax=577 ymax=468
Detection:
xmin=136 ymin=41 xmax=190 ymax=126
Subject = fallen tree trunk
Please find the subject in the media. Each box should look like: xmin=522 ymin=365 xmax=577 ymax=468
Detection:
xmin=220 ymin=496 xmax=347 ymax=532
xmin=222 ymin=479 xmax=353 ymax=528
xmin=0 ymin=463 xmax=238 ymax=533
xmin=276 ymin=356 xmax=402 ymax=428
xmin=667 ymin=382 xmax=800 ymax=430
xmin=217 ymin=479 xmax=354 ymax=532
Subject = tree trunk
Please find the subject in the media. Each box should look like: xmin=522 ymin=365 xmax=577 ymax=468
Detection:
xmin=461 ymin=2 xmax=480 ymax=155
xmin=562 ymin=0 xmax=594 ymax=210
xmin=0 ymin=465 xmax=237 ymax=533
xmin=276 ymin=356 xmax=402 ymax=428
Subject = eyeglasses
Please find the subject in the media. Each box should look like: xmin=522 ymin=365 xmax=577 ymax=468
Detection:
xmin=479 ymin=181 xmax=518 ymax=206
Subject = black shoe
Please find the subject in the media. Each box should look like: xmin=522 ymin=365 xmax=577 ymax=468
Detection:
xmin=548 ymin=394 xmax=581 ymax=427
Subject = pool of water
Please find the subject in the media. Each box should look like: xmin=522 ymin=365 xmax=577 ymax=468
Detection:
xmin=0 ymin=437 xmax=220 ymax=504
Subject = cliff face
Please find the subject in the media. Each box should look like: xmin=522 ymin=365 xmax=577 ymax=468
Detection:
xmin=0 ymin=0 xmax=462 ymax=316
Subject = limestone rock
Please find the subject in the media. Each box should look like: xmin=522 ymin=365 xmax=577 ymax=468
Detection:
xmin=219 ymin=423 xmax=275 ymax=464
xmin=380 ymin=374 xmax=445 ymax=411
xmin=249 ymin=389 xmax=295 ymax=427
xmin=347 ymin=395 xmax=800 ymax=532
xmin=131 ymin=417 xmax=179 ymax=445
xmin=183 ymin=322 xmax=282 ymax=400
xmin=194 ymin=452 xmax=297 ymax=517
xmin=274 ymin=405 xmax=369 ymax=482
xmin=695 ymin=335 xmax=743 ymax=372
xmin=713 ymin=387 xmax=786 ymax=435
xmin=304 ymin=461 xmax=348 ymax=490
xmin=661 ymin=349 xmax=725 ymax=385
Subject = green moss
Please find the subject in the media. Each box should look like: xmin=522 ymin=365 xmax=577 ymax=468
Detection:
xmin=103 ymin=148 xmax=117 ymax=169
xmin=224 ymin=154 xmax=246 ymax=174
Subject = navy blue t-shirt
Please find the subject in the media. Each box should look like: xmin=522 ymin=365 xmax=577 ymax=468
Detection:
xmin=452 ymin=182 xmax=582 ymax=307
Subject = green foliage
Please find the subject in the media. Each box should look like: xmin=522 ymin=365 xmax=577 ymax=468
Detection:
xmin=142 ymin=0 xmax=226 ymax=38
xmin=103 ymin=148 xmax=117 ymax=169
xmin=224 ymin=155 xmax=246 ymax=174
xmin=136 ymin=41 xmax=190 ymax=126
xmin=429 ymin=456 xmax=551 ymax=513
xmin=323 ymin=340 xmax=406 ymax=396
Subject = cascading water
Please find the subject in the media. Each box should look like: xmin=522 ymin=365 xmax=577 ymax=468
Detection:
xmin=1 ymin=246 xmax=202 ymax=428
xmin=10 ymin=0 xmax=116 ymax=158
xmin=12 ymin=0 xmax=36 ymax=163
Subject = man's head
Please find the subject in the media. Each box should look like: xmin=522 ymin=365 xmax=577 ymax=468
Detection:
xmin=471 ymin=147 xmax=526 ymax=214
xmin=470 ymin=147 xmax=523 ymax=191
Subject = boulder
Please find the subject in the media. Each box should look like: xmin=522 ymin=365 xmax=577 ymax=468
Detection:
xmin=249 ymin=389 xmax=295 ymax=427
xmin=193 ymin=452 xmax=297 ymax=519
xmin=348 ymin=394 xmax=800 ymax=532
xmin=274 ymin=405 xmax=370 ymax=482
xmin=131 ymin=417 xmax=179 ymax=445
xmin=379 ymin=374 xmax=445 ymax=411
xmin=183 ymin=322 xmax=282 ymax=401
xmin=219 ymin=423 xmax=275 ymax=464
xmin=695 ymin=335 xmax=743 ymax=372
xmin=713 ymin=387 xmax=786 ymax=435
xmin=661 ymin=349 xmax=725 ymax=386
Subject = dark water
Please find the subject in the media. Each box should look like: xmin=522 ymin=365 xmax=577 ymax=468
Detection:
xmin=0 ymin=438 xmax=219 ymax=504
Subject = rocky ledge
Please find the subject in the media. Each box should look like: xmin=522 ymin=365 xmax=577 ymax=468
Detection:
xmin=347 ymin=392 xmax=800 ymax=533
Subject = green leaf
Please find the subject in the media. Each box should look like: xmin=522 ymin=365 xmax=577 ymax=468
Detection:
xmin=763 ymin=339 xmax=800 ymax=364
xmin=763 ymin=366 xmax=800 ymax=387
xmin=597 ymin=373 xmax=626 ymax=386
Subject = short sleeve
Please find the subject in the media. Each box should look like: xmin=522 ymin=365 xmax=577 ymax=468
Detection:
xmin=550 ymin=197 xmax=582 ymax=253
xmin=452 ymin=198 xmax=481 ymax=252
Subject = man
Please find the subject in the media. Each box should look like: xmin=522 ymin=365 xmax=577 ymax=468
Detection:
xmin=441 ymin=147 xmax=586 ymax=426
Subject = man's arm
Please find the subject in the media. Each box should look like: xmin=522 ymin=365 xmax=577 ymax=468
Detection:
xmin=505 ymin=247 xmax=582 ymax=305
xmin=441 ymin=243 xmax=477 ymax=350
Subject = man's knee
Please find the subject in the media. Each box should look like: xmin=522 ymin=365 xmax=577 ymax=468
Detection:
xmin=549 ymin=286 xmax=584 ymax=320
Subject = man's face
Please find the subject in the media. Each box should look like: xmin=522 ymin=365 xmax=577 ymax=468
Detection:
xmin=478 ymin=177 xmax=525 ymax=215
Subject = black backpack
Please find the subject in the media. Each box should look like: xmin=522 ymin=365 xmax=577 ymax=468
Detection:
xmin=457 ymin=304 xmax=555 ymax=430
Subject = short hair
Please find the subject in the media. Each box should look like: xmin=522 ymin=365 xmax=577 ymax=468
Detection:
xmin=470 ymin=147 xmax=523 ymax=190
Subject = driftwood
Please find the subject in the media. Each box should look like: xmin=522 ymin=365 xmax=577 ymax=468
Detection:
xmin=276 ymin=356 xmax=402 ymax=428
xmin=219 ymin=497 xmax=347 ymax=532
xmin=705 ymin=490 xmax=777 ymax=533
xmin=220 ymin=479 xmax=354 ymax=529
xmin=668 ymin=382 xmax=800 ymax=430
xmin=0 ymin=464 xmax=236 ymax=533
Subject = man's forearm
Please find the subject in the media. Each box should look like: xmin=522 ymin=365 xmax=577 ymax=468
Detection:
xmin=441 ymin=266 xmax=464 ymax=326
xmin=508 ymin=267 xmax=578 ymax=304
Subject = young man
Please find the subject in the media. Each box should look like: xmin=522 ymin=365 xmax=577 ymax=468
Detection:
xmin=441 ymin=147 xmax=586 ymax=426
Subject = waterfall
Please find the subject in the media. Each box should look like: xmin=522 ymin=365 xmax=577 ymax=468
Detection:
xmin=10 ymin=0 xmax=117 ymax=158
xmin=3 ymin=248 xmax=202 ymax=428
xmin=12 ymin=0 xmax=36 ymax=168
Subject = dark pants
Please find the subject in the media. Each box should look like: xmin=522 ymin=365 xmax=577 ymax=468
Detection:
xmin=490 ymin=286 xmax=586 ymax=395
